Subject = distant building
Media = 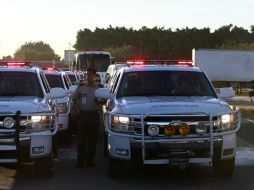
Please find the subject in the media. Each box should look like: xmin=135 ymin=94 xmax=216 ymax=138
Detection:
xmin=64 ymin=50 xmax=76 ymax=65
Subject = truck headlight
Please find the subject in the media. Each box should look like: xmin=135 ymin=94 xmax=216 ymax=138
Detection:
xmin=112 ymin=116 xmax=130 ymax=124
xmin=217 ymin=113 xmax=237 ymax=131
xmin=30 ymin=115 xmax=51 ymax=131
xmin=111 ymin=115 xmax=135 ymax=133
xmin=31 ymin=116 xmax=47 ymax=122
xmin=57 ymin=102 xmax=69 ymax=114
xmin=221 ymin=114 xmax=231 ymax=124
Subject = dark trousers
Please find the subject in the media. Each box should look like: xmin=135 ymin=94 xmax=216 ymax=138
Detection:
xmin=77 ymin=111 xmax=100 ymax=164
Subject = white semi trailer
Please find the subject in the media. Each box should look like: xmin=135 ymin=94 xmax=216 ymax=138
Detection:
xmin=192 ymin=49 xmax=254 ymax=88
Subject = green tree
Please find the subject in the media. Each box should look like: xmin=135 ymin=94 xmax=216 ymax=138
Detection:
xmin=74 ymin=25 xmax=254 ymax=61
xmin=14 ymin=41 xmax=60 ymax=61
xmin=1 ymin=55 xmax=12 ymax=60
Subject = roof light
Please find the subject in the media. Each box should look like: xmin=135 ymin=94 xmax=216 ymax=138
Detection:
xmin=127 ymin=60 xmax=144 ymax=65
xmin=177 ymin=60 xmax=193 ymax=64
xmin=127 ymin=59 xmax=193 ymax=66
xmin=0 ymin=61 xmax=30 ymax=67
xmin=7 ymin=62 xmax=26 ymax=66
xmin=47 ymin=67 xmax=55 ymax=71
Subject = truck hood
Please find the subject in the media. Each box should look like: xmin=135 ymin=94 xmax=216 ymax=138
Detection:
xmin=115 ymin=96 xmax=230 ymax=115
xmin=0 ymin=97 xmax=47 ymax=114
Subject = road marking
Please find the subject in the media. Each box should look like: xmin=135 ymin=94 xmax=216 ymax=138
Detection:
xmin=58 ymin=147 xmax=254 ymax=166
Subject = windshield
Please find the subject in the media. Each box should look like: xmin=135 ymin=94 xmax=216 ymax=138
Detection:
xmin=117 ymin=71 xmax=217 ymax=98
xmin=77 ymin=54 xmax=110 ymax=72
xmin=67 ymin=74 xmax=77 ymax=85
xmin=45 ymin=74 xmax=64 ymax=89
xmin=0 ymin=72 xmax=43 ymax=97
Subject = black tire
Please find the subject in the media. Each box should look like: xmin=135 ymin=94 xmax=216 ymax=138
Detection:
xmin=107 ymin=156 xmax=125 ymax=178
xmin=34 ymin=152 xmax=54 ymax=177
xmin=213 ymin=157 xmax=235 ymax=177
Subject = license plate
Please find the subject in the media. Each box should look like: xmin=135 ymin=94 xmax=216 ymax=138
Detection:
xmin=32 ymin=146 xmax=44 ymax=154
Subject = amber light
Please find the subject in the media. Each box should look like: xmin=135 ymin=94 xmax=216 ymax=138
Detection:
xmin=164 ymin=125 xmax=176 ymax=136
xmin=179 ymin=123 xmax=190 ymax=136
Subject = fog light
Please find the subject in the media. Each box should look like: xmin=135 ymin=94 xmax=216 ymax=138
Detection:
xmin=116 ymin=149 xmax=129 ymax=156
xmin=179 ymin=123 xmax=190 ymax=136
xmin=196 ymin=123 xmax=208 ymax=134
xmin=147 ymin=125 xmax=159 ymax=136
xmin=164 ymin=125 xmax=176 ymax=136
xmin=3 ymin=117 xmax=15 ymax=129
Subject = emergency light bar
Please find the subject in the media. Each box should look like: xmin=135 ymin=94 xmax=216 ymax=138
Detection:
xmin=0 ymin=61 xmax=30 ymax=67
xmin=127 ymin=59 xmax=193 ymax=66
xmin=7 ymin=62 xmax=26 ymax=66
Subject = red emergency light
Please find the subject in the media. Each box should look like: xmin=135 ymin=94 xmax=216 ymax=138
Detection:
xmin=127 ymin=60 xmax=144 ymax=65
xmin=7 ymin=62 xmax=26 ymax=66
xmin=0 ymin=61 xmax=30 ymax=67
xmin=177 ymin=60 xmax=193 ymax=64
xmin=127 ymin=59 xmax=193 ymax=66
xmin=46 ymin=67 xmax=55 ymax=71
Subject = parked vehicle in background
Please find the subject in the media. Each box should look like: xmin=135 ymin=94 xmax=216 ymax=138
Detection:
xmin=65 ymin=70 xmax=79 ymax=85
xmin=71 ymin=49 xmax=112 ymax=84
xmin=43 ymin=69 xmax=76 ymax=145
xmin=0 ymin=61 xmax=68 ymax=176
xmin=96 ymin=59 xmax=240 ymax=178
xmin=105 ymin=63 xmax=127 ymax=85
xmin=192 ymin=48 xmax=254 ymax=89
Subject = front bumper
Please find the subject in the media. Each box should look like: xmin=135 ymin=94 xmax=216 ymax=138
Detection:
xmin=108 ymin=131 xmax=236 ymax=165
xmin=0 ymin=111 xmax=56 ymax=163
xmin=0 ymin=133 xmax=53 ymax=163
xmin=130 ymin=137 xmax=223 ymax=164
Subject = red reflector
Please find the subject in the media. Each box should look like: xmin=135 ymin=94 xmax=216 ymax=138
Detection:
xmin=7 ymin=62 xmax=26 ymax=66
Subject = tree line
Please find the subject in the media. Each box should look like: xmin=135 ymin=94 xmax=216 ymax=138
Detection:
xmin=2 ymin=24 xmax=254 ymax=62
xmin=74 ymin=24 xmax=254 ymax=61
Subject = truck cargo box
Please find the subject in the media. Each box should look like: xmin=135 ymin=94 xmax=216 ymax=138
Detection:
xmin=192 ymin=49 xmax=254 ymax=82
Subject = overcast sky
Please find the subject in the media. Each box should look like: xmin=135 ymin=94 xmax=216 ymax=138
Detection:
xmin=0 ymin=0 xmax=253 ymax=59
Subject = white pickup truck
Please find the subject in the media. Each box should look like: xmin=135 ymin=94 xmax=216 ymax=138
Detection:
xmin=0 ymin=61 xmax=67 ymax=177
xmin=95 ymin=60 xmax=241 ymax=178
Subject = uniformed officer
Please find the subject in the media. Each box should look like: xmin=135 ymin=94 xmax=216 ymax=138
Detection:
xmin=72 ymin=68 xmax=103 ymax=168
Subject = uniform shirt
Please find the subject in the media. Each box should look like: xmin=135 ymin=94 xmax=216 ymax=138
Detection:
xmin=72 ymin=82 xmax=99 ymax=112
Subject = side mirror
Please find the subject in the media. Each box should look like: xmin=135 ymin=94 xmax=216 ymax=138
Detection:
xmin=68 ymin=85 xmax=77 ymax=94
xmin=95 ymin=88 xmax=113 ymax=100
xmin=217 ymin=87 xmax=235 ymax=99
xmin=46 ymin=87 xmax=68 ymax=99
